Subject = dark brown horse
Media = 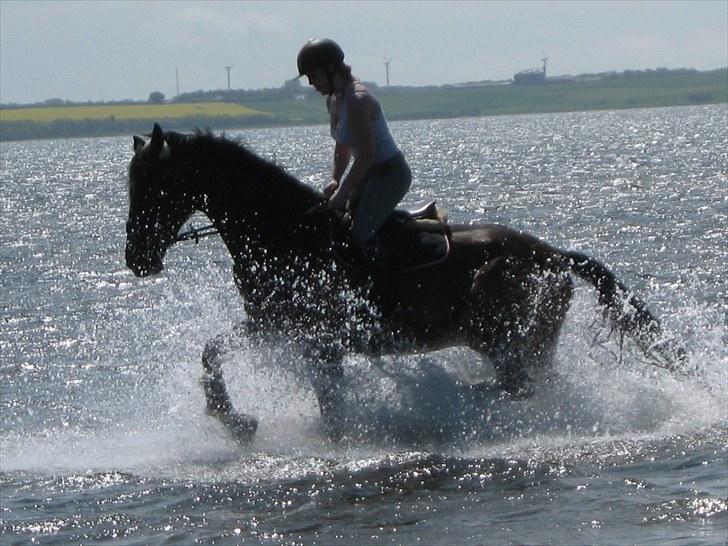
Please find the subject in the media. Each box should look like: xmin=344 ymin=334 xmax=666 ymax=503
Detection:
xmin=125 ymin=123 xmax=679 ymax=441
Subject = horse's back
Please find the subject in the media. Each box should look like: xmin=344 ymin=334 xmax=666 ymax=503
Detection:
xmin=450 ymin=222 xmax=558 ymax=260
xmin=450 ymin=223 xmax=538 ymax=244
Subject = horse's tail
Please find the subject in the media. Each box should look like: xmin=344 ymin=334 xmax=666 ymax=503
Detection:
xmin=562 ymin=250 xmax=687 ymax=372
xmin=564 ymin=251 xmax=660 ymax=337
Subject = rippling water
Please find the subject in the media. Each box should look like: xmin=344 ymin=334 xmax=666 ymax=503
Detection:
xmin=1 ymin=105 xmax=726 ymax=544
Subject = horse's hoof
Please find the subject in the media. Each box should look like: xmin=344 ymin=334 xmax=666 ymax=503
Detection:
xmin=320 ymin=414 xmax=346 ymax=443
xmin=506 ymin=382 xmax=534 ymax=400
xmin=217 ymin=411 xmax=258 ymax=443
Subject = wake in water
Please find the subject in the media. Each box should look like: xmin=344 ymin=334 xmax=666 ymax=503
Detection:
xmin=2 ymin=267 xmax=725 ymax=480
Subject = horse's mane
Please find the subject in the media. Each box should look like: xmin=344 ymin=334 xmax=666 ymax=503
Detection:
xmin=171 ymin=129 xmax=324 ymax=203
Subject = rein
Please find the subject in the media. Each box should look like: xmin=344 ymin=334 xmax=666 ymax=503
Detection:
xmin=176 ymin=199 xmax=329 ymax=244
xmin=176 ymin=224 xmax=218 ymax=243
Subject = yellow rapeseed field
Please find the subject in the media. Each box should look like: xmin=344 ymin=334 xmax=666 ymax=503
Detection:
xmin=0 ymin=102 xmax=269 ymax=123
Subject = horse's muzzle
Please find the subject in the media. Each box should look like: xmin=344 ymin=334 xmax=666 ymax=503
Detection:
xmin=125 ymin=242 xmax=164 ymax=277
xmin=128 ymin=259 xmax=164 ymax=277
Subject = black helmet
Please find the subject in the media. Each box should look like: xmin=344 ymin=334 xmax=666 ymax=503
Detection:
xmin=297 ymin=38 xmax=345 ymax=77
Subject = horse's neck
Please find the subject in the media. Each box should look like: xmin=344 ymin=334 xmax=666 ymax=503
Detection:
xmin=196 ymin=156 xmax=325 ymax=276
xmin=191 ymin=163 xmax=365 ymax=316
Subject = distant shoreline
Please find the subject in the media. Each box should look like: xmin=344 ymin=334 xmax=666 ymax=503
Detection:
xmin=1 ymin=68 xmax=725 ymax=142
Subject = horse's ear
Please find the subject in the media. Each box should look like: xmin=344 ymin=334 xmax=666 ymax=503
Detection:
xmin=133 ymin=136 xmax=145 ymax=152
xmin=148 ymin=123 xmax=166 ymax=159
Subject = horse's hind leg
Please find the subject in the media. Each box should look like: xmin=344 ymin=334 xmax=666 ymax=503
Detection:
xmin=467 ymin=256 xmax=572 ymax=397
xmin=201 ymin=322 xmax=258 ymax=442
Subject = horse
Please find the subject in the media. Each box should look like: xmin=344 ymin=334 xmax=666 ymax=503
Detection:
xmin=125 ymin=123 xmax=680 ymax=442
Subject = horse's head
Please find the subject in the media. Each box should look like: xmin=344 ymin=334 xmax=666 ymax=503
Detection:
xmin=126 ymin=123 xmax=194 ymax=277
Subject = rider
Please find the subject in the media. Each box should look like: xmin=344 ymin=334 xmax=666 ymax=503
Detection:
xmin=297 ymin=38 xmax=412 ymax=262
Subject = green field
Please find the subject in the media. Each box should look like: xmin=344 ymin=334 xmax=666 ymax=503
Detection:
xmin=1 ymin=68 xmax=725 ymax=141
xmin=213 ymin=68 xmax=726 ymax=125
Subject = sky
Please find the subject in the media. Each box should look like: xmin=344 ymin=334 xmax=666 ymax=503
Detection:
xmin=1 ymin=0 xmax=726 ymax=105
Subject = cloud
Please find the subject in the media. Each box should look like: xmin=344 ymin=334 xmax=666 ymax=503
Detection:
xmin=175 ymin=3 xmax=293 ymax=39
xmin=1 ymin=0 xmax=726 ymax=103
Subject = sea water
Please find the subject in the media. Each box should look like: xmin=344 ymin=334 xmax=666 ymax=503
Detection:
xmin=1 ymin=105 xmax=726 ymax=545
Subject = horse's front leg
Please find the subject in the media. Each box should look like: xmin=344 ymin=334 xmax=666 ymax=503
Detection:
xmin=301 ymin=334 xmax=346 ymax=441
xmin=201 ymin=321 xmax=259 ymax=442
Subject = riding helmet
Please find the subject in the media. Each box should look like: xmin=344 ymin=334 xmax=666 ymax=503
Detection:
xmin=297 ymin=38 xmax=345 ymax=77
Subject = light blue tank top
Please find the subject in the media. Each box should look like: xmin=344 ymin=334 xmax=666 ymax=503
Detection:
xmin=329 ymin=84 xmax=399 ymax=163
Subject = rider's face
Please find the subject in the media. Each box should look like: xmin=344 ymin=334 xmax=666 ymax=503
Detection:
xmin=306 ymin=68 xmax=330 ymax=95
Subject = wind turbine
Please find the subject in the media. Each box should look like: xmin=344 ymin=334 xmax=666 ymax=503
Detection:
xmin=541 ymin=50 xmax=548 ymax=76
xmin=383 ymin=57 xmax=392 ymax=87
xmin=225 ymin=65 xmax=233 ymax=91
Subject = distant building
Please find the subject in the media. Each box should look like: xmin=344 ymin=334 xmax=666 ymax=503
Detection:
xmin=283 ymin=77 xmax=303 ymax=89
xmin=514 ymin=57 xmax=548 ymax=86
xmin=513 ymin=69 xmax=545 ymax=85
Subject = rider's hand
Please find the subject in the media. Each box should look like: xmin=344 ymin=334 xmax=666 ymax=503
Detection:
xmin=323 ymin=179 xmax=339 ymax=198
xmin=328 ymin=188 xmax=348 ymax=211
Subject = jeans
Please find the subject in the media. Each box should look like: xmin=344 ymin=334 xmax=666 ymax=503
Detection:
xmin=348 ymin=152 xmax=412 ymax=246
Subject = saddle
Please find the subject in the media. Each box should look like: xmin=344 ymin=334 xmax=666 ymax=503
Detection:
xmin=332 ymin=201 xmax=451 ymax=274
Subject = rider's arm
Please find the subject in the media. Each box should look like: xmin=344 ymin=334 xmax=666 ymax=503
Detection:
xmin=330 ymin=141 xmax=351 ymax=184
xmin=325 ymin=142 xmax=350 ymax=197
xmin=329 ymin=93 xmax=375 ymax=209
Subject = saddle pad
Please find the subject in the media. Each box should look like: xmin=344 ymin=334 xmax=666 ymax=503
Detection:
xmin=381 ymin=220 xmax=450 ymax=272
